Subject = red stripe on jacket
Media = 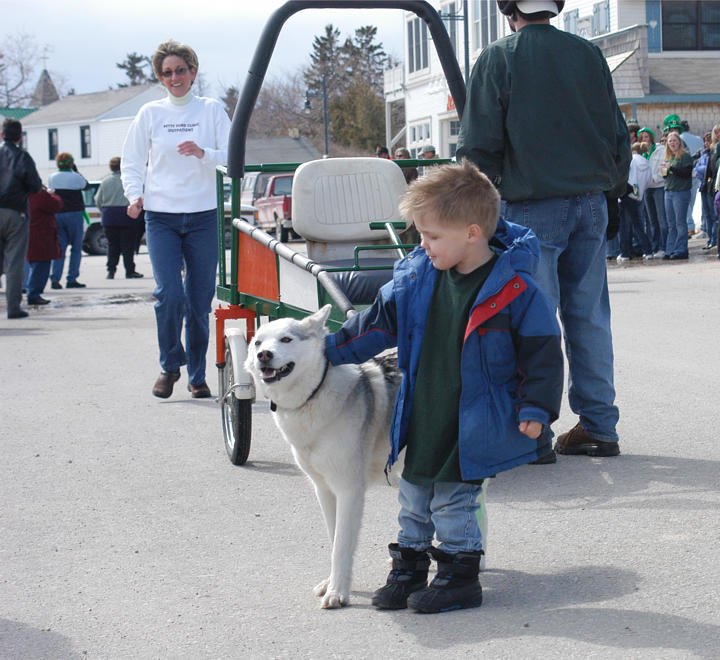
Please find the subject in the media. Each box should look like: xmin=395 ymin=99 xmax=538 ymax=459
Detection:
xmin=463 ymin=274 xmax=527 ymax=343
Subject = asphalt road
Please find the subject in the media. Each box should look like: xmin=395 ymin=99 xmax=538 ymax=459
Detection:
xmin=1 ymin=240 xmax=719 ymax=659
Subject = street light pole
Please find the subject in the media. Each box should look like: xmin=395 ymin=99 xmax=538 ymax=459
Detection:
xmin=305 ymin=74 xmax=329 ymax=157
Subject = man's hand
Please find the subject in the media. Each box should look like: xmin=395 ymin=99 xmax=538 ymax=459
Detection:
xmin=127 ymin=197 xmax=143 ymax=219
xmin=518 ymin=420 xmax=542 ymax=439
xmin=605 ymin=193 xmax=620 ymax=240
xmin=177 ymin=141 xmax=205 ymax=159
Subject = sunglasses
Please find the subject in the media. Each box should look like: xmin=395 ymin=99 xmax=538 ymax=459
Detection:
xmin=160 ymin=66 xmax=189 ymax=78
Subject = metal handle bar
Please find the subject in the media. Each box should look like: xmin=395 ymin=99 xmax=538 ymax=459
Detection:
xmin=232 ymin=218 xmax=357 ymax=319
xmin=228 ymin=0 xmax=465 ymax=179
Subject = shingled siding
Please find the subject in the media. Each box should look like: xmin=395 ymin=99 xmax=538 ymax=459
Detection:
xmin=619 ymin=102 xmax=720 ymax=138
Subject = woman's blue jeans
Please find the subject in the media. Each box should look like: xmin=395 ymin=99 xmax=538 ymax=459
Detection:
xmin=27 ymin=260 xmax=51 ymax=301
xmin=700 ymin=190 xmax=718 ymax=245
xmin=397 ymin=478 xmax=485 ymax=554
xmin=644 ymin=187 xmax=667 ymax=253
xmin=51 ymin=211 xmax=84 ymax=283
xmin=619 ymin=197 xmax=652 ymax=258
xmin=144 ymin=209 xmax=218 ymax=386
xmin=505 ymin=192 xmax=619 ymax=442
xmin=664 ymin=189 xmax=690 ymax=257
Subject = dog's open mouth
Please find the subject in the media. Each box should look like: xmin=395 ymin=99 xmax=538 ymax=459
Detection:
xmin=260 ymin=362 xmax=295 ymax=383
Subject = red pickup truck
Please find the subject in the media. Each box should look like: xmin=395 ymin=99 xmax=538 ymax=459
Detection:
xmin=253 ymin=173 xmax=294 ymax=242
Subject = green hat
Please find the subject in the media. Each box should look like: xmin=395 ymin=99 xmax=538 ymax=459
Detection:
xmin=637 ymin=127 xmax=655 ymax=139
xmin=663 ymin=114 xmax=683 ymax=132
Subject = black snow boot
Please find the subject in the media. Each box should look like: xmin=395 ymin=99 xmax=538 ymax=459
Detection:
xmin=371 ymin=543 xmax=431 ymax=610
xmin=407 ymin=547 xmax=483 ymax=613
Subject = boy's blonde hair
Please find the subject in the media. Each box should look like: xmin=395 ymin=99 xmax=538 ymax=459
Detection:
xmin=399 ymin=159 xmax=499 ymax=237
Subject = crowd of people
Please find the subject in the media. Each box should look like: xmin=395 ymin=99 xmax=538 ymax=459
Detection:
xmin=610 ymin=115 xmax=720 ymax=263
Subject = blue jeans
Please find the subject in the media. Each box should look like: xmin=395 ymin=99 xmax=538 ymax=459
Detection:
xmin=397 ymin=478 xmax=485 ymax=554
xmin=644 ymin=187 xmax=667 ymax=253
xmin=27 ymin=261 xmax=51 ymax=301
xmin=619 ymin=197 xmax=652 ymax=258
xmin=144 ymin=209 xmax=218 ymax=386
xmin=51 ymin=211 xmax=84 ymax=283
xmin=505 ymin=193 xmax=619 ymax=441
xmin=700 ymin=190 xmax=718 ymax=245
xmin=664 ymin=190 xmax=690 ymax=257
xmin=687 ymin=177 xmax=700 ymax=230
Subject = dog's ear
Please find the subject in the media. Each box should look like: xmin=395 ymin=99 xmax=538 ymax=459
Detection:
xmin=301 ymin=304 xmax=332 ymax=334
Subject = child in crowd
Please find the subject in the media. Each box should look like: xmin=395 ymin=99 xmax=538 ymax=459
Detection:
xmin=617 ymin=142 xmax=653 ymax=263
xmin=324 ymin=160 xmax=563 ymax=613
xmin=26 ymin=188 xmax=63 ymax=305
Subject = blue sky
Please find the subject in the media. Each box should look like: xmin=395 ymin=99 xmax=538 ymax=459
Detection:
xmin=4 ymin=0 xmax=406 ymax=97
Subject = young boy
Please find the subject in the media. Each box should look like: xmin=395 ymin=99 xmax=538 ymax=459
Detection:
xmin=324 ymin=159 xmax=563 ymax=614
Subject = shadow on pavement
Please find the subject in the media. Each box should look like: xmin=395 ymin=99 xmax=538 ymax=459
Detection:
xmin=0 ymin=618 xmax=82 ymax=660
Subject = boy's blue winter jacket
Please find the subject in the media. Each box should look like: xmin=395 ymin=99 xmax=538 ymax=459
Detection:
xmin=325 ymin=218 xmax=564 ymax=480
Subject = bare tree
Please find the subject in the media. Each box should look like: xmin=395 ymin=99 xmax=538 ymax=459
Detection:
xmin=0 ymin=33 xmax=44 ymax=107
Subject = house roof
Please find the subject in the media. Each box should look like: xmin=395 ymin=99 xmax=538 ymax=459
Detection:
xmin=245 ymin=136 xmax=321 ymax=165
xmin=31 ymin=69 xmax=59 ymax=107
xmin=648 ymin=58 xmax=720 ymax=95
xmin=0 ymin=107 xmax=37 ymax=120
xmin=22 ymin=84 xmax=162 ymax=126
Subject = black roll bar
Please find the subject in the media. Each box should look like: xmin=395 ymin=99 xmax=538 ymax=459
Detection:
xmin=227 ymin=0 xmax=465 ymax=179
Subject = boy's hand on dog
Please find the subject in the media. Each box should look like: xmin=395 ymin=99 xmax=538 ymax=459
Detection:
xmin=518 ymin=420 xmax=542 ymax=439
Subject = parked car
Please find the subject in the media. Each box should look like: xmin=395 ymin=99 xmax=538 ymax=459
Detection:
xmin=253 ymin=173 xmax=294 ymax=242
xmin=223 ymin=180 xmax=259 ymax=247
xmin=240 ymin=170 xmax=292 ymax=208
xmin=80 ymin=181 xmax=107 ymax=255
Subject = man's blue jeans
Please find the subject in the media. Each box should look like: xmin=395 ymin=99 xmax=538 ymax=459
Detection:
xmin=51 ymin=211 xmax=84 ymax=283
xmin=505 ymin=192 xmax=619 ymax=441
xmin=664 ymin=189 xmax=690 ymax=257
xmin=644 ymin=187 xmax=667 ymax=253
xmin=397 ymin=478 xmax=484 ymax=554
xmin=144 ymin=209 xmax=218 ymax=386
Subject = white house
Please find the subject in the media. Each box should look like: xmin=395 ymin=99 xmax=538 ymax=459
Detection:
xmin=22 ymin=84 xmax=165 ymax=184
xmin=386 ymin=0 xmax=720 ymax=158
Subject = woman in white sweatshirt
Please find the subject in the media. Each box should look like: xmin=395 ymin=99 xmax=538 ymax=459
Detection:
xmin=121 ymin=40 xmax=231 ymax=399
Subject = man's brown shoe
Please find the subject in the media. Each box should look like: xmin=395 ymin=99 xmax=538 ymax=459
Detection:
xmin=152 ymin=371 xmax=180 ymax=398
xmin=555 ymin=422 xmax=620 ymax=457
xmin=188 ymin=381 xmax=212 ymax=398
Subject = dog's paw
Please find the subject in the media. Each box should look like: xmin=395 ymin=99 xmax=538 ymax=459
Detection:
xmin=313 ymin=578 xmax=330 ymax=597
xmin=320 ymin=590 xmax=349 ymax=609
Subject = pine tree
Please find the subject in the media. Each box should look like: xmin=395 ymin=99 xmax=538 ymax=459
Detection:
xmin=117 ymin=52 xmax=153 ymax=87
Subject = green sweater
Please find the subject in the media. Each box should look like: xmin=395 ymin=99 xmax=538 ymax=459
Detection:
xmin=456 ymin=24 xmax=630 ymax=202
xmin=662 ymin=151 xmax=693 ymax=192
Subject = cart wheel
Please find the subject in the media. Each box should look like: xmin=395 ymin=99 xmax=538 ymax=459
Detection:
xmin=220 ymin=344 xmax=251 ymax=465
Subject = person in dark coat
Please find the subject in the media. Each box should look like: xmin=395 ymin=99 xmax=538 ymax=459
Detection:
xmin=94 ymin=157 xmax=143 ymax=279
xmin=26 ymin=189 xmax=62 ymax=305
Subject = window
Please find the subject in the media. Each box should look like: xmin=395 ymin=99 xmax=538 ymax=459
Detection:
xmin=80 ymin=125 xmax=91 ymax=158
xmin=407 ymin=17 xmax=429 ymax=73
xmin=592 ymin=0 xmax=610 ymax=36
xmin=48 ymin=128 xmax=58 ymax=160
xmin=449 ymin=120 xmax=461 ymax=137
xmin=408 ymin=120 xmax=431 ymax=157
xmin=662 ymin=1 xmax=720 ymax=50
xmin=473 ymin=0 xmax=498 ymax=51
xmin=564 ymin=8 xmax=579 ymax=34
xmin=441 ymin=1 xmax=460 ymax=55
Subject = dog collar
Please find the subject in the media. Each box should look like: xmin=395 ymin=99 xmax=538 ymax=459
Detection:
xmin=270 ymin=359 xmax=329 ymax=412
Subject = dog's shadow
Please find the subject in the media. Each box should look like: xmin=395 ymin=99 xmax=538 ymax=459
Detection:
xmin=242 ymin=459 xmax=303 ymax=477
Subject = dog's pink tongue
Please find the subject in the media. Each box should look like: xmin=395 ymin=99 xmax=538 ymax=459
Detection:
xmin=262 ymin=368 xmax=276 ymax=378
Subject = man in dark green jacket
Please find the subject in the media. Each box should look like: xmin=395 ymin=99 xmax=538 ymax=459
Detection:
xmin=456 ymin=0 xmax=630 ymax=458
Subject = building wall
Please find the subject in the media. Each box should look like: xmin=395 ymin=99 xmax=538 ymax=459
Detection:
xmin=620 ymin=102 xmax=720 ymax=138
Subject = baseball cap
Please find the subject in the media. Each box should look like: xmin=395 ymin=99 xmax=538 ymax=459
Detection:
xmin=515 ymin=1 xmax=562 ymax=15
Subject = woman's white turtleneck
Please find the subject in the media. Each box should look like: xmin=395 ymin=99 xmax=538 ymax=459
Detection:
xmin=167 ymin=88 xmax=193 ymax=106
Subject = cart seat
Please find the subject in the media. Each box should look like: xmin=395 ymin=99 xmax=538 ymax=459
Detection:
xmin=291 ymin=157 xmax=409 ymax=304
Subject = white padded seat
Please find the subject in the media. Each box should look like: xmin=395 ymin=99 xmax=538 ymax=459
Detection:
xmin=292 ymin=157 xmax=409 ymax=262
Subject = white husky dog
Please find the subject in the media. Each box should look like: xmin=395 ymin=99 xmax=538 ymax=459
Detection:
xmin=244 ymin=304 xmax=401 ymax=609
